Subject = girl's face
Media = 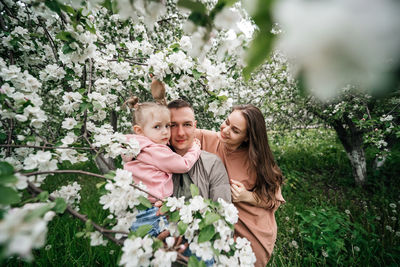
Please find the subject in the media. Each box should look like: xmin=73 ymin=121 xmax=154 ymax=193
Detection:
xmin=219 ymin=110 xmax=248 ymax=150
xmin=136 ymin=111 xmax=171 ymax=145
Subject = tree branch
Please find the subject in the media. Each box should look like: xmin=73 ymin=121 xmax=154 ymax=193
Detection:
xmin=82 ymin=59 xmax=93 ymax=137
xmin=27 ymin=181 xmax=126 ymax=245
xmin=0 ymin=0 xmax=21 ymax=22
xmin=23 ymin=169 xmax=163 ymax=201
xmin=108 ymin=59 xmax=147 ymax=66
xmin=0 ymin=144 xmax=94 ymax=150
xmin=6 ymin=119 xmax=13 ymax=157
xmin=83 ymin=135 xmax=115 ymax=171
xmin=38 ymin=17 xmax=59 ymax=61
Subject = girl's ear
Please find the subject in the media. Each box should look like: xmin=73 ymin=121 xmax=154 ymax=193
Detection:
xmin=133 ymin=125 xmax=143 ymax=135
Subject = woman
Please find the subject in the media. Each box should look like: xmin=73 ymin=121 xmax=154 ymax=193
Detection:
xmin=196 ymin=104 xmax=285 ymax=267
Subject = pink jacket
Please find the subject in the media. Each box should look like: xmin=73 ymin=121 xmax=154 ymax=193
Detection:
xmin=123 ymin=134 xmax=201 ymax=202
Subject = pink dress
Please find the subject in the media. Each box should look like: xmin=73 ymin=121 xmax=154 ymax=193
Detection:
xmin=124 ymin=134 xmax=201 ymax=202
xmin=196 ymin=129 xmax=285 ymax=267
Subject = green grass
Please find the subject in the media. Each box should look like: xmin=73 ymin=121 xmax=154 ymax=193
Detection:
xmin=4 ymin=161 xmax=121 ymax=266
xmin=4 ymin=129 xmax=400 ymax=266
xmin=269 ymin=129 xmax=400 ymax=266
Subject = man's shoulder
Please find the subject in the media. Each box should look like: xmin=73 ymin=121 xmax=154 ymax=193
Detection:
xmin=198 ymin=150 xmax=221 ymax=163
xmin=191 ymin=151 xmax=224 ymax=174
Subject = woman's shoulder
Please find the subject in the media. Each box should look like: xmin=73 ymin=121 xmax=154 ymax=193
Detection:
xmin=195 ymin=129 xmax=220 ymax=154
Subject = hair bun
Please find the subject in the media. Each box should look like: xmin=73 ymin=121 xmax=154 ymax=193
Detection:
xmin=123 ymin=96 xmax=139 ymax=110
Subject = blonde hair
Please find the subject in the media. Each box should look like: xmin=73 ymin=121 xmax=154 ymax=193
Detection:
xmin=123 ymin=96 xmax=169 ymax=127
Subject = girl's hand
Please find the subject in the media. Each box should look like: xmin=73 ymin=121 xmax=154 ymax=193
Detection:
xmin=230 ymin=179 xmax=251 ymax=203
xmin=193 ymin=138 xmax=201 ymax=149
xmin=121 ymin=154 xmax=133 ymax=163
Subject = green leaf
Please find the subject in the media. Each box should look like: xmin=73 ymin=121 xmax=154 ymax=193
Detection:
xmin=0 ymin=185 xmax=21 ymax=205
xmin=104 ymin=171 xmax=116 ymax=179
xmin=160 ymin=204 xmax=170 ymax=214
xmin=56 ymin=31 xmax=75 ymax=42
xmin=170 ymin=43 xmax=180 ymax=50
xmin=198 ymin=224 xmax=215 ymax=243
xmin=38 ymin=191 xmax=49 ymax=202
xmin=152 ymin=239 xmax=164 ymax=251
xmin=85 ymin=219 xmax=94 ymax=232
xmin=188 ymin=256 xmax=206 ymax=267
xmin=178 ymin=0 xmax=207 ymax=13
xmin=178 ymin=221 xmax=188 ymax=235
xmin=188 ymin=12 xmax=210 ymax=27
xmin=101 ymin=0 xmax=116 ymax=13
xmin=75 ymin=232 xmax=85 ymax=238
xmin=136 ymin=203 xmax=151 ymax=211
xmin=190 ymin=184 xmax=199 ymax=197
xmin=0 ymin=132 xmax=7 ymax=142
xmin=243 ymin=31 xmax=274 ymax=81
xmin=54 ymin=197 xmax=67 ymax=214
xmin=170 ymin=210 xmax=180 ymax=222
xmin=79 ymin=102 xmax=90 ymax=113
xmin=192 ymin=69 xmax=202 ymax=80
xmin=204 ymin=212 xmax=220 ymax=225
xmin=0 ymin=175 xmax=17 ymax=185
xmin=0 ymin=162 xmax=14 ymax=177
xmin=45 ymin=0 xmax=62 ymax=14
xmin=24 ymin=203 xmax=54 ymax=221
xmin=96 ymin=181 xmax=106 ymax=189
xmin=59 ymin=3 xmax=76 ymax=15
xmin=135 ymin=224 xmax=152 ymax=237
xmin=85 ymin=21 xmax=96 ymax=34
xmin=138 ymin=196 xmax=152 ymax=209
xmin=62 ymin=43 xmax=76 ymax=54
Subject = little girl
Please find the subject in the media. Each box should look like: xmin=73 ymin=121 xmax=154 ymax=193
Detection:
xmin=122 ymin=97 xmax=201 ymax=236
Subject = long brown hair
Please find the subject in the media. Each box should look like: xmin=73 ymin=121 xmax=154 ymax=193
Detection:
xmin=232 ymin=104 xmax=283 ymax=208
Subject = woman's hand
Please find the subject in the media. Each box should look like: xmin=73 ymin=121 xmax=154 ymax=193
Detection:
xmin=230 ymin=179 xmax=252 ymax=203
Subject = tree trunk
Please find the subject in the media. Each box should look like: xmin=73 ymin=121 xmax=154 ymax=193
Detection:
xmin=346 ymin=144 xmax=367 ymax=186
xmin=94 ymin=110 xmax=118 ymax=174
xmin=331 ymin=118 xmax=367 ymax=186
xmin=94 ymin=156 xmax=116 ymax=174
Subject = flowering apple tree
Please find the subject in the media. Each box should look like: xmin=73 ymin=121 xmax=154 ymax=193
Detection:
xmin=1 ymin=0 xmax=399 ymax=264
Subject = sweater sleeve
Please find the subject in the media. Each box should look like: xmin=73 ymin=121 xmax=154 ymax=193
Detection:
xmin=137 ymin=144 xmax=201 ymax=173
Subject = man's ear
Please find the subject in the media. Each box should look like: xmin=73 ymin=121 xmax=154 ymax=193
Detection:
xmin=194 ymin=120 xmax=197 ymax=128
xmin=133 ymin=125 xmax=143 ymax=135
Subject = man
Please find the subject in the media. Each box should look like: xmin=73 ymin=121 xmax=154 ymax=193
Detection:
xmin=167 ymin=99 xmax=231 ymax=203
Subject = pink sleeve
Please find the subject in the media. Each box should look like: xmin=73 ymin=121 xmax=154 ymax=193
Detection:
xmin=137 ymin=144 xmax=201 ymax=173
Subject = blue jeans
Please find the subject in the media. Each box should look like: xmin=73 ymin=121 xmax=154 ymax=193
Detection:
xmin=130 ymin=206 xmax=167 ymax=237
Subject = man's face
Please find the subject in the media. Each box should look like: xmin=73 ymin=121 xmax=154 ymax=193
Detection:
xmin=169 ymin=107 xmax=197 ymax=156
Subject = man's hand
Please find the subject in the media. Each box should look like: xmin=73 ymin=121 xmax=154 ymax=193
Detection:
xmin=230 ymin=179 xmax=252 ymax=203
xmin=154 ymin=200 xmax=188 ymax=253
xmin=154 ymin=201 xmax=164 ymax=216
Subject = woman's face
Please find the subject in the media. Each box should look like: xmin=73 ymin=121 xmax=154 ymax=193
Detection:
xmin=219 ymin=110 xmax=248 ymax=150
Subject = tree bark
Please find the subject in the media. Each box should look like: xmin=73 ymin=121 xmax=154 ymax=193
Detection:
xmin=331 ymin=118 xmax=366 ymax=186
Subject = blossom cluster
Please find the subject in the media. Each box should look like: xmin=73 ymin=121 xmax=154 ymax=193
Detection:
xmin=163 ymin=195 xmax=255 ymax=266
xmin=0 ymin=203 xmax=56 ymax=261
xmin=99 ymin=169 xmax=148 ymax=237
xmin=92 ymin=125 xmax=141 ymax=159
xmin=0 ymin=60 xmax=47 ymax=129
xmin=50 ymin=182 xmax=82 ymax=211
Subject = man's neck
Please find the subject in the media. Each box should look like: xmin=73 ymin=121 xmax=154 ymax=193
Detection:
xmin=175 ymin=148 xmax=188 ymax=156
xmin=168 ymin=145 xmax=189 ymax=156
